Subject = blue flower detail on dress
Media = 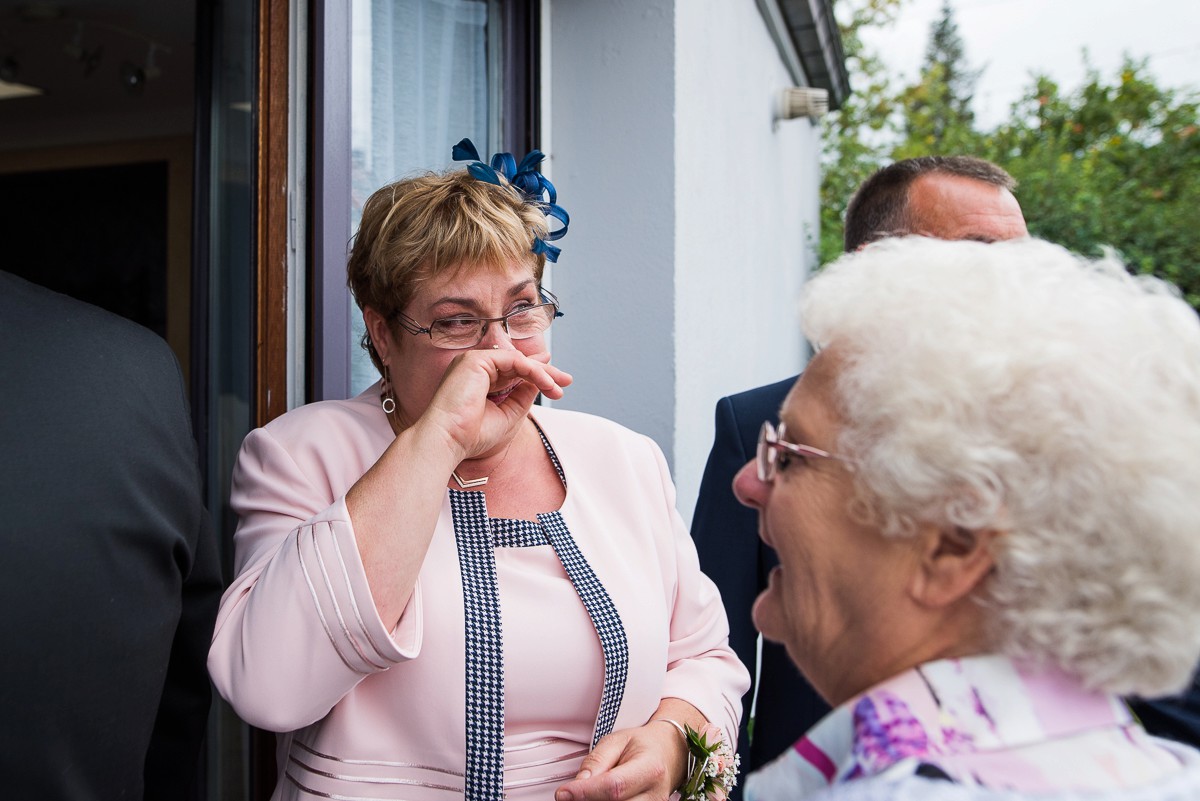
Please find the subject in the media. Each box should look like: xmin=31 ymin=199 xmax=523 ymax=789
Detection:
xmin=452 ymin=138 xmax=570 ymax=262
xmin=852 ymin=692 xmax=932 ymax=775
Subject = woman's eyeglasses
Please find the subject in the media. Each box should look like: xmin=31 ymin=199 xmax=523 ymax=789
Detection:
xmin=756 ymin=420 xmax=840 ymax=482
xmin=396 ymin=289 xmax=564 ymax=350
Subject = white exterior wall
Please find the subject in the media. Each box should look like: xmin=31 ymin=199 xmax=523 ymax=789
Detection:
xmin=548 ymin=0 xmax=822 ymax=525
xmin=547 ymin=0 xmax=678 ymax=454
xmin=673 ymin=1 xmax=821 ymax=524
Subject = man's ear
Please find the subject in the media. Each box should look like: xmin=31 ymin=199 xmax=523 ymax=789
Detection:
xmin=909 ymin=524 xmax=998 ymax=609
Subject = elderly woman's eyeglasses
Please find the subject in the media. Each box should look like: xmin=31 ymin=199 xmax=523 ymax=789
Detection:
xmin=756 ymin=420 xmax=839 ymax=482
xmin=396 ymin=289 xmax=564 ymax=350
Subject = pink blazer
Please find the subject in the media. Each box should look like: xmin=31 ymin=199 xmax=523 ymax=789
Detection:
xmin=208 ymin=387 xmax=749 ymax=800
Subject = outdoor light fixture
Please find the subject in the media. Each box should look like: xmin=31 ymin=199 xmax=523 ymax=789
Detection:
xmin=777 ymin=87 xmax=829 ymax=120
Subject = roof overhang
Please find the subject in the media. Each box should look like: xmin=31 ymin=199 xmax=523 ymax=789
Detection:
xmin=757 ymin=0 xmax=850 ymax=110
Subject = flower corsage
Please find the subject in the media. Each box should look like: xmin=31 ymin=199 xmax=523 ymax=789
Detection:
xmin=659 ymin=720 xmax=739 ymax=801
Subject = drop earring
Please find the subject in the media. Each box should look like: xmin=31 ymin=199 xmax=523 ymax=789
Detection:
xmin=381 ymin=364 xmax=397 ymax=415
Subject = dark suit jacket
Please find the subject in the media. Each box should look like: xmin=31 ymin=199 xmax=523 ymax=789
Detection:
xmin=693 ymin=375 xmax=1200 ymax=785
xmin=691 ymin=376 xmax=830 ymax=794
xmin=1130 ymin=674 xmax=1200 ymax=748
xmin=0 ymin=272 xmax=221 ymax=800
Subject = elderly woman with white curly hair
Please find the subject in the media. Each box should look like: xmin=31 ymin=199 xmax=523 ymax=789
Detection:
xmin=736 ymin=236 xmax=1200 ymax=801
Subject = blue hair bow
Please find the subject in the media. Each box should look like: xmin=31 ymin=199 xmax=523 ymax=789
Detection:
xmin=452 ymin=138 xmax=570 ymax=263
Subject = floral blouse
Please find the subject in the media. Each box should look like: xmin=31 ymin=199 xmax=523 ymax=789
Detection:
xmin=745 ymin=655 xmax=1188 ymax=800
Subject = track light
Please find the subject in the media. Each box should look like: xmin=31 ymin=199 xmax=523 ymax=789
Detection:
xmin=144 ymin=43 xmax=161 ymax=80
xmin=63 ymin=21 xmax=84 ymax=59
xmin=119 ymin=61 xmax=145 ymax=94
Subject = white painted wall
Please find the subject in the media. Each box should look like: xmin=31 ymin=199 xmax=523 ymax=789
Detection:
xmin=673 ymin=0 xmax=821 ymax=524
xmin=547 ymin=0 xmax=678 ymax=459
xmin=548 ymin=0 xmax=821 ymax=525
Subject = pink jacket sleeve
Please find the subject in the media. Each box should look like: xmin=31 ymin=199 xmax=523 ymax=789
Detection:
xmin=207 ymin=425 xmax=422 ymax=732
xmin=645 ymin=435 xmax=751 ymax=747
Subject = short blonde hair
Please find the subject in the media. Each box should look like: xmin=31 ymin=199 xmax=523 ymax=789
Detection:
xmin=802 ymin=236 xmax=1200 ymax=697
xmin=347 ymin=169 xmax=550 ymax=370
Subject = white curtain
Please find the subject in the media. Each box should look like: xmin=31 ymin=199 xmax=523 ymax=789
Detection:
xmin=349 ymin=0 xmax=491 ymax=395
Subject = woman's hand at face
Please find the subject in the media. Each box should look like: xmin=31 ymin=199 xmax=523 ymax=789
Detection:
xmin=419 ymin=348 xmax=572 ymax=459
xmin=553 ymin=721 xmax=687 ymax=801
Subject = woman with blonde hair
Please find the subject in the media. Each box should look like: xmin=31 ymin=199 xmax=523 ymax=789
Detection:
xmin=209 ymin=141 xmax=748 ymax=801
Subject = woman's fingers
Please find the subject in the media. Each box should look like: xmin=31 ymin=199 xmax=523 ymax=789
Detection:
xmin=492 ymin=351 xmax=572 ymax=398
xmin=555 ymin=732 xmax=628 ymax=801
xmin=554 ymin=728 xmax=674 ymax=801
xmin=420 ymin=349 xmax=572 ymax=456
xmin=576 ymin=731 xmax=628 ymax=780
xmin=454 ymin=349 xmax=572 ymax=399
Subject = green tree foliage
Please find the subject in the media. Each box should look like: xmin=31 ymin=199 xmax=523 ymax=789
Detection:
xmin=987 ymin=66 xmax=1200 ymax=306
xmin=821 ymin=1 xmax=1200 ymax=308
xmin=818 ymin=0 xmax=908 ymax=262
xmin=895 ymin=0 xmax=980 ymax=155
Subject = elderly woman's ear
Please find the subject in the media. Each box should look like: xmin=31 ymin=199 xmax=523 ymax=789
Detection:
xmin=908 ymin=524 xmax=998 ymax=610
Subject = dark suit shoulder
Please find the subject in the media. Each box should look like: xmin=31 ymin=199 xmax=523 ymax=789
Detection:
xmin=1 ymin=270 xmax=165 ymax=342
xmin=0 ymin=270 xmax=179 ymax=384
xmin=720 ymin=375 xmax=799 ymax=458
xmin=725 ymin=375 xmax=799 ymax=420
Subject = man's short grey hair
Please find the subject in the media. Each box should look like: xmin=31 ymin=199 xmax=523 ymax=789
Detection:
xmin=843 ymin=156 xmax=1018 ymax=252
xmin=802 ymin=236 xmax=1200 ymax=697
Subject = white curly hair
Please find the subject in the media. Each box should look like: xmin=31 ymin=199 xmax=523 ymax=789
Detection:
xmin=801 ymin=236 xmax=1200 ymax=697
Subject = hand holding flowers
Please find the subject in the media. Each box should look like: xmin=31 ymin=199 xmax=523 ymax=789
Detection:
xmin=553 ymin=713 xmax=739 ymax=801
xmin=677 ymin=722 xmax=739 ymax=801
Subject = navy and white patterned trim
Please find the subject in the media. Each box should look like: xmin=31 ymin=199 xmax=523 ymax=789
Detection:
xmin=490 ymin=518 xmax=548 ymax=548
xmin=540 ymin=510 xmax=629 ymax=747
xmin=534 ymin=423 xmax=567 ymax=487
xmin=448 ymin=421 xmax=629 ymax=798
xmin=450 ymin=490 xmax=506 ymax=801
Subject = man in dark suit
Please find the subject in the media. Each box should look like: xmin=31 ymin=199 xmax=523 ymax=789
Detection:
xmin=0 ymin=271 xmax=221 ymax=800
xmin=692 ymin=156 xmax=1028 ymax=791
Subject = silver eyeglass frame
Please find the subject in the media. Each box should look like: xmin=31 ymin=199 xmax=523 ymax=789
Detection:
xmin=395 ymin=288 xmax=563 ymax=350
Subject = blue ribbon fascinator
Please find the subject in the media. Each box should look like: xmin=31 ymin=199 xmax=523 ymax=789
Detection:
xmin=452 ymin=138 xmax=570 ymax=263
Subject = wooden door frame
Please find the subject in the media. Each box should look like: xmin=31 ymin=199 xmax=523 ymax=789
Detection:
xmin=249 ymin=0 xmax=291 ymax=796
xmin=255 ymin=0 xmax=290 ymax=427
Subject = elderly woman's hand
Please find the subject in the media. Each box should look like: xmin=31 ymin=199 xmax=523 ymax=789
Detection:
xmin=420 ymin=348 xmax=572 ymax=460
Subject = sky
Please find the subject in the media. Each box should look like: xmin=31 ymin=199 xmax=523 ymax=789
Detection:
xmin=859 ymin=0 xmax=1200 ymax=129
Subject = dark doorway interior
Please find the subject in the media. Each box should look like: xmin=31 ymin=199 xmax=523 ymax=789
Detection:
xmin=0 ymin=161 xmax=168 ymax=336
xmin=0 ymin=0 xmax=197 ymax=371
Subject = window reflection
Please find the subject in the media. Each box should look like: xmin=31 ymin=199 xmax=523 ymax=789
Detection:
xmin=348 ymin=0 xmax=493 ymax=395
